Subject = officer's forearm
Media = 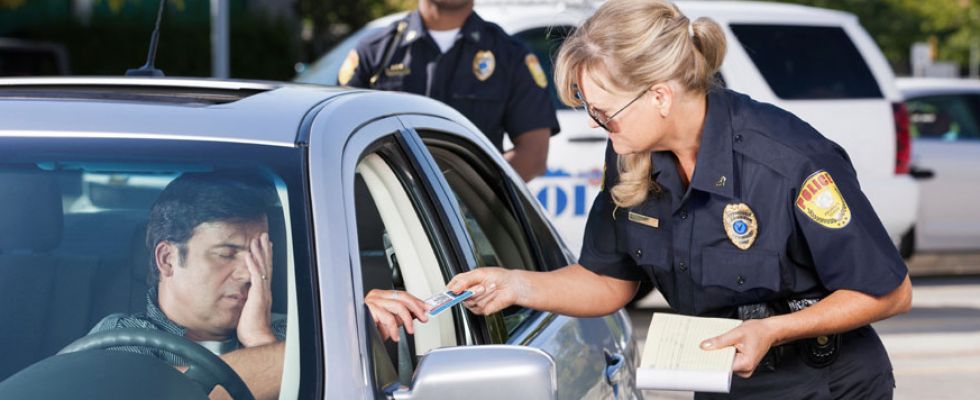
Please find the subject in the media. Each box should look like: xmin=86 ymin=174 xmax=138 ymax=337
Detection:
xmin=504 ymin=128 xmax=550 ymax=181
xmin=764 ymin=274 xmax=912 ymax=345
xmin=516 ymin=264 xmax=638 ymax=317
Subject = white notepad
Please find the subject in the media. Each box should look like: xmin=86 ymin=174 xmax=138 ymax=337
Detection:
xmin=638 ymin=313 xmax=742 ymax=393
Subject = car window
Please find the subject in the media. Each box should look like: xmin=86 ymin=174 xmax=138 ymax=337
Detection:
xmin=0 ymin=139 xmax=313 ymax=398
xmin=907 ymin=94 xmax=980 ymax=141
xmin=729 ymin=24 xmax=883 ymax=100
xmin=420 ymin=131 xmax=558 ymax=334
xmin=353 ymin=137 xmax=474 ymax=391
xmin=513 ymin=26 xmax=576 ymax=110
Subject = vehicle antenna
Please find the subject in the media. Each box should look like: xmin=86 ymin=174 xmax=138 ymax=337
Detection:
xmin=126 ymin=0 xmax=167 ymax=76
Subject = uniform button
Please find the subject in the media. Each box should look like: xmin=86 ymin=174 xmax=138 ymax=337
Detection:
xmin=736 ymin=275 xmax=745 ymax=286
xmin=679 ymin=261 xmax=687 ymax=271
xmin=734 ymin=134 xmax=743 ymax=142
xmin=816 ymin=336 xmax=830 ymax=346
xmin=635 ymin=249 xmax=643 ymax=258
xmin=680 ymin=210 xmax=689 ymax=219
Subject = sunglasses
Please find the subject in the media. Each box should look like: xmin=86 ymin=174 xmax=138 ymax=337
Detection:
xmin=574 ymin=85 xmax=648 ymax=132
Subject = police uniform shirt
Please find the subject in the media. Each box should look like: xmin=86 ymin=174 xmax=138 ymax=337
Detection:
xmin=579 ymin=88 xmax=908 ymax=317
xmin=339 ymin=11 xmax=560 ymax=151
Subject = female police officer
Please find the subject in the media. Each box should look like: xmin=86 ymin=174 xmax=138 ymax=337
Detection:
xmin=448 ymin=0 xmax=912 ymax=398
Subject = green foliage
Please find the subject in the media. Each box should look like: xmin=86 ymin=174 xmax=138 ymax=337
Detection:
xmin=296 ymin=0 xmax=415 ymax=61
xmin=763 ymin=0 xmax=980 ymax=75
xmin=12 ymin=9 xmax=298 ymax=80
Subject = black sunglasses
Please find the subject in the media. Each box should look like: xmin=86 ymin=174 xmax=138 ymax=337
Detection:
xmin=574 ymin=85 xmax=648 ymax=132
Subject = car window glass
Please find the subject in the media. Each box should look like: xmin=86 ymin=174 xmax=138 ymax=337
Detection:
xmin=354 ymin=145 xmax=469 ymax=390
xmin=421 ymin=134 xmax=547 ymax=334
xmin=0 ymin=140 xmax=310 ymax=398
xmin=907 ymin=94 xmax=980 ymax=141
xmin=513 ymin=26 xmax=575 ymax=110
xmin=730 ymin=24 xmax=882 ymax=100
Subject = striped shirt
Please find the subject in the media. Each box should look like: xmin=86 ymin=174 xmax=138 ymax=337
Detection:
xmin=88 ymin=287 xmax=287 ymax=366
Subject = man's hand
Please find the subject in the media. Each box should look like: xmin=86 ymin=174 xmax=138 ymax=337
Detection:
xmin=448 ymin=267 xmax=527 ymax=315
xmin=365 ymin=289 xmax=429 ymax=342
xmin=238 ymin=233 xmax=277 ymax=347
xmin=699 ymin=319 xmax=779 ymax=378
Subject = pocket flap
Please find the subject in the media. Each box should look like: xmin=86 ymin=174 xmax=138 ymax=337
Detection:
xmin=701 ymin=246 xmax=780 ymax=293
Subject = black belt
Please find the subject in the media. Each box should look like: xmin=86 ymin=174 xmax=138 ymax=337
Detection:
xmin=737 ymin=298 xmax=841 ymax=370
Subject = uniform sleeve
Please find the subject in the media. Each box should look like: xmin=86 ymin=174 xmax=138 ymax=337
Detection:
xmin=792 ymin=147 xmax=907 ymax=296
xmin=578 ymin=142 xmax=647 ymax=282
xmin=501 ymin=47 xmax=560 ymax=141
xmin=339 ymin=40 xmax=374 ymax=88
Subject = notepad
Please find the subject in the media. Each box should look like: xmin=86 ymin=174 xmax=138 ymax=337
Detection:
xmin=637 ymin=313 xmax=742 ymax=393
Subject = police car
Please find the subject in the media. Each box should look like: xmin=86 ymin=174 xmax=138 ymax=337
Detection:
xmin=298 ymin=0 xmax=918 ymax=259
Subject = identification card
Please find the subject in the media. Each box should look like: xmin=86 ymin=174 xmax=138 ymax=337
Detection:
xmin=424 ymin=290 xmax=473 ymax=316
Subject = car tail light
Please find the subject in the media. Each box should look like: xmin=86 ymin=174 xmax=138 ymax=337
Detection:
xmin=893 ymin=102 xmax=911 ymax=174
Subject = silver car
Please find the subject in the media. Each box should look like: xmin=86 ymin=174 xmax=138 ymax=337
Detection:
xmin=0 ymin=78 xmax=639 ymax=399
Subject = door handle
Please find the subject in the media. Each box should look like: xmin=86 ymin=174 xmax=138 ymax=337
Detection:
xmin=604 ymin=351 xmax=625 ymax=399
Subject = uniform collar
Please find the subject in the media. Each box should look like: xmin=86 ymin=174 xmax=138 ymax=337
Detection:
xmin=401 ymin=10 xmax=485 ymax=47
xmin=688 ymin=89 xmax=736 ymax=199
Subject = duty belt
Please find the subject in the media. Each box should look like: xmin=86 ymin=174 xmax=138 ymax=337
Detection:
xmin=737 ymin=298 xmax=841 ymax=370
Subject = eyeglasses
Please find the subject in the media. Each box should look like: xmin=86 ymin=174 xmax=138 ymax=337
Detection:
xmin=574 ymin=85 xmax=648 ymax=132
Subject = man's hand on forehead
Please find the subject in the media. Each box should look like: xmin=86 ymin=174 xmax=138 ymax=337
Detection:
xmin=236 ymin=233 xmax=277 ymax=347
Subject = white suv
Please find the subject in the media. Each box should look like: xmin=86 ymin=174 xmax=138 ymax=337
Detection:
xmin=297 ymin=0 xmax=918 ymax=258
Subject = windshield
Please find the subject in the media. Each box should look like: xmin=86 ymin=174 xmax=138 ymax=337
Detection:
xmin=0 ymin=137 xmax=310 ymax=391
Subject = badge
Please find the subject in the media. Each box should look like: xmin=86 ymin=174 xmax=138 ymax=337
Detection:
xmin=628 ymin=211 xmax=660 ymax=229
xmin=473 ymin=50 xmax=495 ymax=81
xmin=723 ymin=203 xmax=758 ymax=250
xmin=796 ymin=170 xmax=851 ymax=229
xmin=337 ymin=49 xmax=358 ymax=86
xmin=384 ymin=63 xmax=411 ymax=77
xmin=525 ymin=53 xmax=548 ymax=88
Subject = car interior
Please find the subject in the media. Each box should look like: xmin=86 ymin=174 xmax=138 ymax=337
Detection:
xmin=0 ymin=164 xmax=291 ymax=386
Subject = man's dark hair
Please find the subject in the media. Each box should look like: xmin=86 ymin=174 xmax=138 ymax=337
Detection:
xmin=146 ymin=170 xmax=278 ymax=286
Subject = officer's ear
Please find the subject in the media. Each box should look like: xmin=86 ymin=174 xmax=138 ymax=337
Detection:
xmin=649 ymin=83 xmax=674 ymax=118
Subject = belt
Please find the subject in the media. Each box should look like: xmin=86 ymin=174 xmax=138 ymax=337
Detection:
xmin=736 ymin=298 xmax=841 ymax=370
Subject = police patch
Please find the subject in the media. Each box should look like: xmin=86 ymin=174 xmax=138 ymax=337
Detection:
xmin=337 ymin=49 xmax=358 ymax=86
xmin=473 ymin=50 xmax=495 ymax=81
xmin=723 ymin=203 xmax=758 ymax=250
xmin=526 ymin=53 xmax=548 ymax=88
xmin=796 ymin=170 xmax=851 ymax=229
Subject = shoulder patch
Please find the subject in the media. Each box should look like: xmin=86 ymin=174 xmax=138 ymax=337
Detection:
xmin=337 ymin=49 xmax=359 ymax=86
xmin=795 ymin=170 xmax=851 ymax=229
xmin=525 ymin=53 xmax=548 ymax=88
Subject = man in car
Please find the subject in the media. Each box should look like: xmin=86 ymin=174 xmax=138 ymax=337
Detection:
xmin=89 ymin=171 xmax=428 ymax=400
xmin=338 ymin=0 xmax=560 ymax=181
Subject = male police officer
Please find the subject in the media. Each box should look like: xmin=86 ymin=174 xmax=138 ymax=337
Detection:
xmin=338 ymin=0 xmax=560 ymax=181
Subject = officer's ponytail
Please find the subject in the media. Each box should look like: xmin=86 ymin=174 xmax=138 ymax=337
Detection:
xmin=554 ymin=0 xmax=726 ymax=208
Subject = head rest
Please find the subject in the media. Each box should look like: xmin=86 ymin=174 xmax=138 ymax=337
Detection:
xmin=0 ymin=170 xmax=63 ymax=253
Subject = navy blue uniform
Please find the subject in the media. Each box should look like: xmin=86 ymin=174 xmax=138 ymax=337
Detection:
xmin=339 ymin=11 xmax=560 ymax=151
xmin=580 ymin=89 xmax=905 ymax=398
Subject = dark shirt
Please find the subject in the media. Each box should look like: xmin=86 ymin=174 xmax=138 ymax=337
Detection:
xmin=88 ymin=287 xmax=287 ymax=366
xmin=579 ymin=88 xmax=908 ymax=317
xmin=341 ymin=10 xmax=560 ymax=151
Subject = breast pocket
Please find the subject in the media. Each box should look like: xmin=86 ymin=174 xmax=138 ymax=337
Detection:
xmin=700 ymin=246 xmax=782 ymax=307
xmin=451 ymin=84 xmax=506 ymax=131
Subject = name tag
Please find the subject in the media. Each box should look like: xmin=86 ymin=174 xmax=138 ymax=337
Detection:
xmin=628 ymin=211 xmax=659 ymax=228
xmin=385 ymin=63 xmax=411 ymax=77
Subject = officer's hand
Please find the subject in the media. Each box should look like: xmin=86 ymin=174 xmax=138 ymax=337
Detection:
xmin=237 ymin=233 xmax=277 ymax=347
xmin=700 ymin=319 xmax=778 ymax=378
xmin=448 ymin=267 xmax=527 ymax=315
xmin=365 ymin=289 xmax=429 ymax=342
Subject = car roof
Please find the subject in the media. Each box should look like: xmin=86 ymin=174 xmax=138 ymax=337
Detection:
xmin=0 ymin=77 xmax=352 ymax=147
xmin=895 ymin=77 xmax=980 ymax=98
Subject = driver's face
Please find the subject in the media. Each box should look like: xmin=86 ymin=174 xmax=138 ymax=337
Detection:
xmin=163 ymin=218 xmax=268 ymax=340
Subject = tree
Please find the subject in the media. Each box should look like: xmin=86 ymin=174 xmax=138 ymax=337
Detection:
xmin=295 ymin=0 xmax=413 ymax=62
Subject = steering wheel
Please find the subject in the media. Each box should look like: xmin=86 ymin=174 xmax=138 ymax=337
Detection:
xmin=58 ymin=328 xmax=255 ymax=400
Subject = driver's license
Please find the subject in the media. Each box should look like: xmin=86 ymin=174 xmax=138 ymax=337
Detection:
xmin=424 ymin=289 xmax=473 ymax=316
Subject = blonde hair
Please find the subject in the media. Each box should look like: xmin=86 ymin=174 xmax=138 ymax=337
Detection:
xmin=554 ymin=0 xmax=727 ymax=208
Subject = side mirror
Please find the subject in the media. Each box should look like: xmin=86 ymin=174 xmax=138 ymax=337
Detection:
xmin=391 ymin=345 xmax=557 ymax=400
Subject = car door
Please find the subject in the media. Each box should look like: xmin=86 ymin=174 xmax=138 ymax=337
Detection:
xmin=399 ymin=114 xmax=641 ymax=400
xmin=907 ymin=93 xmax=980 ymax=251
